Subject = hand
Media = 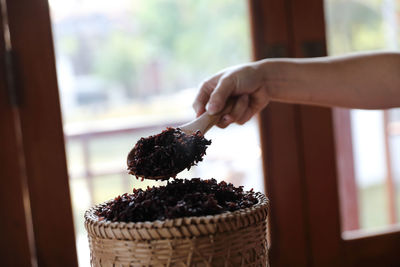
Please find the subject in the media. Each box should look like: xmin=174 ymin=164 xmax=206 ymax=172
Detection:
xmin=192 ymin=62 xmax=270 ymax=128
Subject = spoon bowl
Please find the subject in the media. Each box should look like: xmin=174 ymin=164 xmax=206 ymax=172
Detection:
xmin=127 ymin=99 xmax=235 ymax=180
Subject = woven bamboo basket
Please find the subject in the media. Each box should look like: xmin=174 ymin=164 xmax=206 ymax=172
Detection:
xmin=85 ymin=192 xmax=269 ymax=267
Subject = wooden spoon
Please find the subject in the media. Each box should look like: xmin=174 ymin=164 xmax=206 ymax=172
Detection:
xmin=127 ymin=99 xmax=235 ymax=180
xmin=179 ymin=98 xmax=235 ymax=135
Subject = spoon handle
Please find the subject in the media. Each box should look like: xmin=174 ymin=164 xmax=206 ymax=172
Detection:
xmin=180 ymin=98 xmax=235 ymax=134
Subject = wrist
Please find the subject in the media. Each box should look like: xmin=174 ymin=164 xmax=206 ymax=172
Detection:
xmin=254 ymin=59 xmax=286 ymax=102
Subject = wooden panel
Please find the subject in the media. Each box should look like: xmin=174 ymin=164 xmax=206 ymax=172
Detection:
xmin=249 ymin=1 xmax=311 ymax=266
xmin=288 ymin=0 xmax=327 ymax=56
xmin=298 ymin=106 xmax=343 ymax=266
xmin=0 ymin=52 xmax=33 ymax=267
xmin=0 ymin=4 xmax=33 ymax=264
xmin=5 ymin=0 xmax=78 ymax=266
xmin=0 ymin=101 xmax=34 ymax=267
xmin=258 ymin=104 xmax=311 ymax=266
xmin=343 ymin=227 xmax=400 ymax=266
xmin=248 ymin=0 xmax=290 ymax=58
xmin=289 ymin=0 xmax=343 ymax=265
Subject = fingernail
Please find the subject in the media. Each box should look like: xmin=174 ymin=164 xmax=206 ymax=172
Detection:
xmin=207 ymin=103 xmax=219 ymax=115
xmin=219 ymin=116 xmax=232 ymax=128
xmin=223 ymin=115 xmax=233 ymax=124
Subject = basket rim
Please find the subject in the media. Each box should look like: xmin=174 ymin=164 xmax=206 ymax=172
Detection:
xmin=85 ymin=192 xmax=268 ymax=230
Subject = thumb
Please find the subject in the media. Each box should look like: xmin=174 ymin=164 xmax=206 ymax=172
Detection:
xmin=207 ymin=77 xmax=235 ymax=115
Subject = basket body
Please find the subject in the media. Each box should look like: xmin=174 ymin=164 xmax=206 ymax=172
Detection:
xmin=85 ymin=193 xmax=269 ymax=267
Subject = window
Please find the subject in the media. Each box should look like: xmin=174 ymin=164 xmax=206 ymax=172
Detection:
xmin=49 ymin=0 xmax=262 ymax=265
xmin=3 ymin=0 xmax=400 ymax=265
xmin=325 ymin=0 xmax=400 ymax=231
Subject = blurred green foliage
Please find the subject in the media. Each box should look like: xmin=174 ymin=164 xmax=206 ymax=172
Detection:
xmin=57 ymin=0 xmax=396 ymax=99
xmin=60 ymin=0 xmax=251 ymax=97
xmin=325 ymin=0 xmax=388 ymax=54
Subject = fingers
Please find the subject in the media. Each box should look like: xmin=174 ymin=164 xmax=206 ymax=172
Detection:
xmin=193 ymin=62 xmax=268 ymax=128
xmin=237 ymin=108 xmax=254 ymax=125
xmin=193 ymin=75 xmax=222 ymax=117
xmin=192 ymin=84 xmax=211 ymax=117
xmin=217 ymin=95 xmax=249 ymax=128
xmin=193 ymin=62 xmax=266 ymax=118
xmin=207 ymin=76 xmax=236 ymax=115
xmin=236 ymin=89 xmax=270 ymax=125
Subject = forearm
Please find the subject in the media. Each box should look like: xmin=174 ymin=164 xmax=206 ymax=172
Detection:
xmin=259 ymin=52 xmax=400 ymax=109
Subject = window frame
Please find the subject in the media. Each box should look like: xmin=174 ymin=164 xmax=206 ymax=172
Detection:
xmin=249 ymin=0 xmax=400 ymax=266
xmin=2 ymin=0 xmax=400 ymax=266
xmin=0 ymin=0 xmax=78 ymax=266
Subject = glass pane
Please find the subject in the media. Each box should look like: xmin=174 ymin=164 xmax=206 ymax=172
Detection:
xmin=49 ymin=1 xmax=262 ymax=266
xmin=324 ymin=0 xmax=400 ymax=232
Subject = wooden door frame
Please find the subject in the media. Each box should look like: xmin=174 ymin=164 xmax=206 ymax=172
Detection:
xmin=0 ymin=2 xmax=33 ymax=264
xmin=249 ymin=0 xmax=400 ymax=266
xmin=249 ymin=0 xmax=320 ymax=265
xmin=0 ymin=0 xmax=78 ymax=266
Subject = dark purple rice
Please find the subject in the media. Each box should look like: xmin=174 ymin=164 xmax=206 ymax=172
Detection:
xmin=127 ymin=127 xmax=211 ymax=180
xmin=96 ymin=178 xmax=257 ymax=223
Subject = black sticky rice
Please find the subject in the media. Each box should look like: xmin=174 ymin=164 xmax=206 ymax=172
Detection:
xmin=96 ymin=178 xmax=257 ymax=223
xmin=127 ymin=127 xmax=211 ymax=180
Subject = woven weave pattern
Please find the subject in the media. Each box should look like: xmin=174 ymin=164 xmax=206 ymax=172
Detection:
xmin=85 ymin=193 xmax=269 ymax=267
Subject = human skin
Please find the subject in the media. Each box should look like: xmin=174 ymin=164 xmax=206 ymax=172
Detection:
xmin=192 ymin=52 xmax=400 ymax=128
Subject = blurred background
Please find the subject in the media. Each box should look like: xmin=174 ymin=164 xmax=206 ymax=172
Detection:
xmin=324 ymin=0 xmax=400 ymax=232
xmin=49 ymin=0 xmax=261 ymax=265
xmin=47 ymin=0 xmax=400 ymax=266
